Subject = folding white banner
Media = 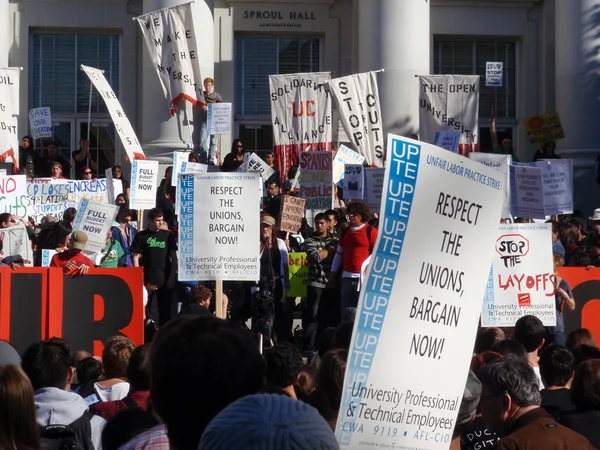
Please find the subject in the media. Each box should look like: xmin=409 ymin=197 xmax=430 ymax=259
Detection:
xmin=134 ymin=2 xmax=204 ymax=114
xmin=419 ymin=75 xmax=480 ymax=155
xmin=80 ymin=65 xmax=146 ymax=162
xmin=0 ymin=68 xmax=21 ymax=167
xmin=130 ymin=160 xmax=159 ymax=210
xmin=328 ymin=72 xmax=384 ymax=167
xmin=336 ymin=136 xmax=504 ymax=450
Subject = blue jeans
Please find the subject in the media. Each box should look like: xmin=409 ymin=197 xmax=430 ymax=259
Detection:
xmin=199 ymin=121 xmax=217 ymax=165
xmin=340 ymin=278 xmax=360 ymax=314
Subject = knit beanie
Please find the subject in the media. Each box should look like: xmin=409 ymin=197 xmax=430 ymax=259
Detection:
xmin=199 ymin=394 xmax=340 ymax=450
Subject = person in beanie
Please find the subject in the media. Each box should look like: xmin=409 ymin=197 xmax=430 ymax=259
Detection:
xmin=49 ymin=230 xmax=94 ymax=275
xmin=199 ymin=393 xmax=340 ymax=450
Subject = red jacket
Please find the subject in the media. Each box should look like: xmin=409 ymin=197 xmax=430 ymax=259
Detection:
xmin=89 ymin=390 xmax=150 ymax=421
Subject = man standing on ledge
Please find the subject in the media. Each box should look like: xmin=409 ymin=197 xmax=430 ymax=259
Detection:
xmin=200 ymin=77 xmax=223 ymax=165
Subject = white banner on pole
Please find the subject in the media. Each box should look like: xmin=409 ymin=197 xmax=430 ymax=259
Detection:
xmin=72 ymin=199 xmax=119 ymax=254
xmin=336 ymin=135 xmax=504 ymax=449
xmin=208 ymin=103 xmax=232 ymax=135
xmin=482 ymin=223 xmax=555 ymax=327
xmin=485 ymin=62 xmax=504 ymax=87
xmin=343 ymin=164 xmax=363 ymax=200
xmin=178 ymin=172 xmax=260 ymax=281
xmin=469 ymin=153 xmax=512 ymax=218
xmin=80 ymin=65 xmax=146 ymax=162
xmin=0 ymin=68 xmax=21 ymax=168
xmin=327 ymin=72 xmax=384 ymax=167
xmin=130 ymin=160 xmax=159 ymax=210
xmin=134 ymin=2 xmax=204 ymax=113
xmin=29 ymin=107 xmax=53 ymax=140
xmin=419 ymin=75 xmax=480 ymax=155
xmin=433 ymin=130 xmax=461 ymax=153
xmin=510 ymin=164 xmax=545 ymax=219
xmin=363 ymin=167 xmax=385 ymax=213
xmin=333 ymin=144 xmax=365 ymax=185
xmin=269 ymin=72 xmax=332 ymax=179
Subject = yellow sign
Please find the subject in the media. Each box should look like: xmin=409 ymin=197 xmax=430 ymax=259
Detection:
xmin=288 ymin=252 xmax=308 ymax=297
xmin=522 ymin=112 xmax=565 ymax=144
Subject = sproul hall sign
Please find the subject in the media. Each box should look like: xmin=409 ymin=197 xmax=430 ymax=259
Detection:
xmin=236 ymin=5 xmax=323 ymax=29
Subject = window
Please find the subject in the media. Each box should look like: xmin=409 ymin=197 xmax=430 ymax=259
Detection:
xmin=235 ymin=36 xmax=321 ymax=117
xmin=31 ymin=33 xmax=120 ymax=114
xmin=433 ymin=39 xmax=516 ymax=119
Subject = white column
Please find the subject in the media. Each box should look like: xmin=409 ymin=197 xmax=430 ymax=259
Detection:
xmin=140 ymin=0 xmax=214 ymax=162
xmin=357 ymin=0 xmax=430 ymax=137
xmin=555 ymin=0 xmax=600 ymax=211
xmin=0 ymin=0 xmax=9 ymax=66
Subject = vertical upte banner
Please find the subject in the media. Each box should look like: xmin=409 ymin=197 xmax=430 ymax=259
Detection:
xmin=419 ymin=75 xmax=480 ymax=155
xmin=510 ymin=164 xmax=545 ymax=219
xmin=80 ymin=65 xmax=146 ymax=161
xmin=72 ymin=199 xmax=119 ymax=254
xmin=178 ymin=172 xmax=260 ymax=281
xmin=134 ymin=2 xmax=204 ymax=114
xmin=29 ymin=107 xmax=53 ymax=140
xmin=363 ymin=168 xmax=385 ymax=213
xmin=344 ymin=164 xmax=364 ymax=200
xmin=208 ymin=103 xmax=232 ymax=135
xmin=481 ymin=223 xmax=556 ymax=327
xmin=469 ymin=153 xmax=512 ymax=218
xmin=0 ymin=68 xmax=20 ymax=168
xmin=336 ymin=136 xmax=504 ymax=449
xmin=298 ymin=151 xmax=332 ymax=211
xmin=327 ymin=72 xmax=384 ymax=167
xmin=269 ymin=72 xmax=332 ymax=181
xmin=130 ymin=160 xmax=158 ymax=210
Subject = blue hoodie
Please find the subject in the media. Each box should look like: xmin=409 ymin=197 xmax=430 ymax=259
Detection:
xmin=35 ymin=387 xmax=106 ymax=449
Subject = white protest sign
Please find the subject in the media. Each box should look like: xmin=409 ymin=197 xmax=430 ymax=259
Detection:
xmin=485 ymin=62 xmax=504 ymax=87
xmin=181 ymin=161 xmax=208 ymax=174
xmin=105 ymin=168 xmax=123 ymax=205
xmin=0 ymin=175 xmax=27 ymax=217
xmin=29 ymin=107 xmax=53 ymax=140
xmin=26 ymin=179 xmax=69 ymax=223
xmin=67 ymin=179 xmax=109 ymax=205
xmin=481 ymin=223 xmax=555 ymax=327
xmin=72 ymin=199 xmax=119 ymax=254
xmin=344 ymin=164 xmax=364 ymax=200
xmin=363 ymin=168 xmax=385 ymax=213
xmin=510 ymin=164 xmax=545 ymax=219
xmin=80 ymin=65 xmax=146 ymax=162
xmin=178 ymin=172 xmax=260 ymax=281
xmin=41 ymin=249 xmax=58 ymax=267
xmin=333 ymin=144 xmax=365 ymax=184
xmin=298 ymin=151 xmax=332 ymax=211
xmin=433 ymin=130 xmax=461 ymax=153
xmin=469 ymin=153 xmax=511 ymax=218
xmin=208 ymin=103 xmax=232 ymax=135
xmin=0 ymin=225 xmax=33 ymax=265
xmin=336 ymin=135 xmax=504 ymax=449
xmin=130 ymin=160 xmax=158 ymax=210
xmin=536 ymin=159 xmax=574 ymax=215
xmin=0 ymin=68 xmax=20 ymax=167
xmin=237 ymin=152 xmax=275 ymax=181
xmin=172 ymin=151 xmax=190 ymax=187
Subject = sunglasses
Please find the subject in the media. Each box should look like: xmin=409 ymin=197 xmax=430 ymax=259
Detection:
xmin=83 ymin=171 xmax=92 ymax=175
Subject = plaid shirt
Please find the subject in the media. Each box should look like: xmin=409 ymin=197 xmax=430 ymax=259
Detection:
xmin=119 ymin=424 xmax=169 ymax=450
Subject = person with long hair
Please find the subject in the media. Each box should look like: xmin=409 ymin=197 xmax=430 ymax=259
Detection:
xmin=308 ymin=348 xmax=348 ymax=430
xmin=221 ymin=139 xmax=245 ymax=172
xmin=111 ymin=208 xmax=137 ymax=267
xmin=111 ymin=165 xmax=130 ymax=199
xmin=33 ymin=220 xmax=72 ymax=267
xmin=0 ymin=364 xmax=40 ymax=450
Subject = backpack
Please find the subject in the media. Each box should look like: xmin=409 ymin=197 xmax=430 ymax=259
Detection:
xmin=40 ymin=412 xmax=95 ymax=450
xmin=339 ymin=225 xmax=375 ymax=254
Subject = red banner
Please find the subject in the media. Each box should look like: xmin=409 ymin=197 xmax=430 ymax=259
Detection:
xmin=558 ymin=268 xmax=600 ymax=341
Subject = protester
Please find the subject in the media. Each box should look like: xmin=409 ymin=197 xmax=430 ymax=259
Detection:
xmin=94 ymin=227 xmax=125 ymax=268
xmin=263 ymin=181 xmax=281 ymax=218
xmin=0 ymin=364 xmax=40 ymax=450
xmin=72 ymin=139 xmax=97 ymax=179
xmin=34 ymin=220 xmax=72 ymax=266
xmin=92 ymin=336 xmax=135 ymax=403
xmin=490 ymin=115 xmax=519 ymax=162
xmin=533 ymin=141 xmax=561 ymax=161
xmin=178 ymin=284 xmax=212 ymax=316
xmin=514 ymin=315 xmax=546 ymax=389
xmin=115 ymin=193 xmax=128 ymax=207
xmin=131 ymin=207 xmax=178 ymax=327
xmin=308 ymin=348 xmax=347 ymax=430
xmin=50 ymin=160 xmax=66 ymax=179
xmin=548 ymin=255 xmax=575 ymax=346
xmin=112 ymin=208 xmax=137 ymax=267
xmin=491 ymin=339 xmax=528 ymax=362
xmin=566 ymin=328 xmax=597 ymax=351
xmin=81 ymin=165 xmax=93 ymax=180
xmin=63 ymin=207 xmax=77 ymax=225
xmin=221 ymin=139 xmax=245 ymax=172
xmin=18 ymin=134 xmax=39 ymax=178
xmin=264 ymin=342 xmax=304 ymax=399
xmin=539 ymin=344 xmax=576 ymax=420
xmin=552 ymin=222 xmax=566 ymax=257
xmin=74 ymin=356 xmax=103 ymax=398
xmin=155 ymin=166 xmax=172 ymax=201
xmin=264 ymin=151 xmax=281 ymax=188
xmin=49 ymin=230 xmax=94 ymax=275
xmin=199 ymin=77 xmax=223 ymax=165
xmin=41 ymin=141 xmax=70 ymax=178
xmin=21 ymin=338 xmax=106 ymax=449
xmin=474 ymin=327 xmax=506 ymax=354
xmin=294 ymin=365 xmax=316 ymax=401
xmin=451 ymin=370 xmax=482 ymax=450
xmin=111 ymin=165 xmax=130 ymax=198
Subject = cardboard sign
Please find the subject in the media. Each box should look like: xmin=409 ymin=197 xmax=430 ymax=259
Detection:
xmin=29 ymin=107 xmax=53 ymax=139
xmin=288 ymin=252 xmax=308 ymax=298
xmin=433 ymin=130 xmax=461 ymax=153
xmin=485 ymin=62 xmax=503 ymax=87
xmin=279 ymin=195 xmax=306 ymax=234
xmin=469 ymin=153 xmax=511 ymax=218
xmin=208 ymin=103 xmax=232 ymax=135
xmin=510 ymin=164 xmax=545 ymax=219
xmin=363 ymin=168 xmax=385 ymax=213
xmin=523 ymin=112 xmax=565 ymax=144
xmin=0 ymin=225 xmax=33 ymax=265
xmin=26 ymin=179 xmax=70 ymax=224
xmin=344 ymin=164 xmax=364 ymax=200
xmin=336 ymin=135 xmax=504 ymax=449
xmin=298 ymin=151 xmax=332 ymax=211
xmin=0 ymin=175 xmax=28 ymax=217
xmin=333 ymin=144 xmax=365 ymax=185
xmin=130 ymin=160 xmax=158 ymax=210
xmin=72 ymin=199 xmax=119 ymax=254
xmin=481 ymin=223 xmax=555 ymax=327
xmin=178 ymin=172 xmax=261 ymax=281
xmin=0 ymin=268 xmax=143 ymax=356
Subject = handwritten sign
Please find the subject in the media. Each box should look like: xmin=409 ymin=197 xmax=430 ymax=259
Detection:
xmin=29 ymin=107 xmax=53 ymax=140
xmin=482 ymin=223 xmax=555 ymax=326
xmin=523 ymin=112 xmax=565 ymax=144
xmin=208 ymin=103 xmax=232 ymax=135
xmin=298 ymin=151 xmax=332 ymax=211
xmin=279 ymin=195 xmax=306 ymax=234
xmin=288 ymin=252 xmax=308 ymax=297
xmin=0 ymin=175 xmax=28 ymax=218
xmin=67 ymin=179 xmax=109 ymax=205
xmin=26 ymin=179 xmax=70 ymax=224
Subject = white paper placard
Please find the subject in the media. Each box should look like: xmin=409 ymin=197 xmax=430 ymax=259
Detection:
xmin=72 ymin=199 xmax=119 ymax=254
xmin=130 ymin=160 xmax=158 ymax=210
xmin=485 ymin=62 xmax=504 ymax=87
xmin=510 ymin=164 xmax=545 ymax=219
xmin=433 ymin=130 xmax=461 ymax=153
xmin=208 ymin=103 xmax=232 ymax=135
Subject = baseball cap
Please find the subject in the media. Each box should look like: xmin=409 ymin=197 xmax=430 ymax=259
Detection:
xmin=260 ymin=215 xmax=276 ymax=227
xmin=71 ymin=230 xmax=89 ymax=250
xmin=571 ymin=217 xmax=591 ymax=234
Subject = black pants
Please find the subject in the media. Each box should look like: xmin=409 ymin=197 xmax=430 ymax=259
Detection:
xmin=303 ymin=285 xmax=325 ymax=350
xmin=147 ymin=286 xmax=174 ymax=328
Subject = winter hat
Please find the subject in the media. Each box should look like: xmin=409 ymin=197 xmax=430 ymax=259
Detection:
xmin=0 ymin=341 xmax=20 ymax=367
xmin=199 ymin=394 xmax=340 ymax=450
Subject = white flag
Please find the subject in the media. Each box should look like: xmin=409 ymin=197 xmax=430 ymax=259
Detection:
xmin=419 ymin=75 xmax=480 ymax=155
xmin=135 ymin=2 xmax=204 ymax=114
xmin=327 ymin=72 xmax=384 ymax=167
xmin=0 ymin=68 xmax=21 ymax=168
xmin=81 ymin=65 xmax=146 ymax=162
